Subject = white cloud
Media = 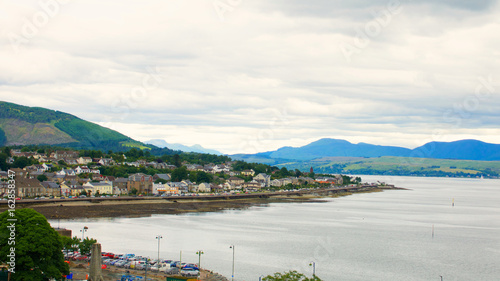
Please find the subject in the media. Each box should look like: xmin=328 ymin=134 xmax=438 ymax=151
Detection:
xmin=1 ymin=0 xmax=499 ymax=154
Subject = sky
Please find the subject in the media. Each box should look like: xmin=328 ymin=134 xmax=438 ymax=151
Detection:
xmin=1 ymin=0 xmax=499 ymax=154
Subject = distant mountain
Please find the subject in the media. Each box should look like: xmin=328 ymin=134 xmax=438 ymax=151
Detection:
xmin=412 ymin=139 xmax=500 ymax=161
xmin=145 ymin=139 xmax=222 ymax=155
xmin=233 ymin=138 xmax=500 ymax=162
xmin=267 ymin=138 xmax=411 ymax=160
xmin=0 ymin=101 xmax=170 ymax=153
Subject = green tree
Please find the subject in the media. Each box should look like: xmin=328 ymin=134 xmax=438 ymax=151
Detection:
xmin=2 ymin=146 xmax=11 ymax=156
xmin=60 ymin=236 xmax=80 ymax=254
xmin=0 ymin=209 xmax=69 ymax=280
xmin=129 ymin=188 xmax=138 ymax=195
xmin=79 ymin=237 xmax=97 ymax=256
xmin=37 ymin=175 xmax=48 ymax=182
xmin=155 ymin=178 xmax=168 ymax=184
xmin=262 ymin=271 xmax=322 ymax=281
xmin=171 ymin=166 xmax=188 ymax=182
xmin=173 ymin=154 xmax=181 ymax=167
xmin=0 ymin=152 xmax=9 ymax=171
xmin=196 ymin=171 xmax=213 ymax=183
xmin=12 ymin=157 xmax=30 ymax=169
xmin=341 ymin=175 xmax=353 ymax=185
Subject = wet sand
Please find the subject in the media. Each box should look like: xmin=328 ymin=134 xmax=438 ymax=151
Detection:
xmin=0 ymin=187 xmax=394 ymax=220
xmin=7 ymin=197 xmax=323 ymax=219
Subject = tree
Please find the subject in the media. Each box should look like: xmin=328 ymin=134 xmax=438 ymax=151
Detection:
xmin=196 ymin=171 xmax=212 ymax=183
xmin=171 ymin=166 xmax=188 ymax=182
xmin=37 ymin=175 xmax=48 ymax=182
xmin=129 ymin=188 xmax=138 ymax=195
xmin=60 ymin=236 xmax=80 ymax=254
xmin=262 ymin=271 xmax=322 ymax=281
xmin=173 ymin=154 xmax=181 ymax=167
xmin=79 ymin=237 xmax=97 ymax=256
xmin=0 ymin=152 xmax=9 ymax=171
xmin=0 ymin=209 xmax=70 ymax=280
xmin=2 ymin=146 xmax=11 ymax=156
xmin=12 ymin=157 xmax=30 ymax=169
xmin=155 ymin=178 xmax=168 ymax=184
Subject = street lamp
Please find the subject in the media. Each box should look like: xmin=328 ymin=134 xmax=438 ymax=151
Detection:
xmin=229 ymin=245 xmax=235 ymax=281
xmin=259 ymin=275 xmax=265 ymax=281
xmin=309 ymin=261 xmax=316 ymax=276
xmin=80 ymin=226 xmax=88 ymax=240
xmin=156 ymin=235 xmax=163 ymax=264
xmin=196 ymin=250 xmax=204 ymax=269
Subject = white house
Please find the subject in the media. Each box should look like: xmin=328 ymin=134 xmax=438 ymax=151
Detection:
xmin=83 ymin=181 xmax=113 ymax=195
xmin=74 ymin=166 xmax=91 ymax=174
xmin=77 ymin=157 xmax=93 ymax=165
xmin=198 ymin=183 xmax=212 ymax=193
xmin=56 ymin=169 xmax=76 ymax=176
xmin=254 ymin=173 xmax=271 ymax=187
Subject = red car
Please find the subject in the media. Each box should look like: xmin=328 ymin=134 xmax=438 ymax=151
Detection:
xmin=103 ymin=253 xmax=116 ymax=259
xmin=72 ymin=254 xmax=89 ymax=261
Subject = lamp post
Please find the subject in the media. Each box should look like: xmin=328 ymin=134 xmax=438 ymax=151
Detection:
xmin=309 ymin=261 xmax=316 ymax=276
xmin=156 ymin=235 xmax=163 ymax=264
xmin=259 ymin=275 xmax=265 ymax=281
xmin=80 ymin=226 xmax=88 ymax=240
xmin=196 ymin=250 xmax=204 ymax=269
xmin=229 ymin=245 xmax=235 ymax=281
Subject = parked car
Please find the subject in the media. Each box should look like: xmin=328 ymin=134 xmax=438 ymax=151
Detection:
xmin=129 ymin=260 xmax=146 ymax=269
xmin=165 ymin=267 xmax=179 ymax=275
xmin=135 ymin=263 xmax=151 ymax=270
xmin=170 ymin=261 xmax=185 ymax=268
xmin=114 ymin=260 xmax=128 ymax=267
xmin=181 ymin=267 xmax=199 ymax=277
xmin=183 ymin=263 xmax=199 ymax=270
xmin=151 ymin=262 xmax=171 ymax=272
xmin=103 ymin=252 xmax=116 ymax=259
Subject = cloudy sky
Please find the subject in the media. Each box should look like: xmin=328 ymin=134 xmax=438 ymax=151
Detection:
xmin=1 ymin=0 xmax=499 ymax=154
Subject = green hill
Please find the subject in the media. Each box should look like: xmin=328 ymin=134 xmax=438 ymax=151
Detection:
xmin=276 ymin=156 xmax=500 ymax=178
xmin=0 ymin=101 xmax=146 ymax=151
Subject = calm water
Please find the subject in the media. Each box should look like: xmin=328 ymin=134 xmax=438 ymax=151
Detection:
xmin=51 ymin=176 xmax=500 ymax=281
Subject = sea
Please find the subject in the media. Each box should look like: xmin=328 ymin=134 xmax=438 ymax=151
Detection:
xmin=50 ymin=176 xmax=500 ymax=281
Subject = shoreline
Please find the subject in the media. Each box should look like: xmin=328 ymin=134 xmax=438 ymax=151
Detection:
xmin=1 ymin=186 xmax=405 ymax=220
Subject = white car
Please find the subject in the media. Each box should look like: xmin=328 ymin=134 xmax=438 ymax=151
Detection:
xmin=181 ymin=267 xmax=200 ymax=277
xmin=150 ymin=262 xmax=171 ymax=272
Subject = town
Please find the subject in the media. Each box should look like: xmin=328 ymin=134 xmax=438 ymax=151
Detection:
xmin=0 ymin=147 xmax=350 ymax=199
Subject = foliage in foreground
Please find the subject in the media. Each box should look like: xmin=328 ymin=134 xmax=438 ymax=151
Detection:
xmin=263 ymin=270 xmax=322 ymax=281
xmin=0 ymin=209 xmax=69 ymax=280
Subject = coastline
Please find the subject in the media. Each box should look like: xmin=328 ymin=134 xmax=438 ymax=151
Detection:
xmin=1 ymin=186 xmax=404 ymax=220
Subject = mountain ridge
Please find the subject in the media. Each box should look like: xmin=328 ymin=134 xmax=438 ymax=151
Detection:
xmin=233 ymin=138 xmax=500 ymax=162
xmin=0 ymin=101 xmax=162 ymax=152
xmin=145 ymin=139 xmax=222 ymax=155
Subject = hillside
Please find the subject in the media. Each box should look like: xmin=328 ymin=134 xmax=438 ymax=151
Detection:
xmin=412 ymin=140 xmax=500 ymax=161
xmin=0 ymin=101 xmax=146 ymax=151
xmin=233 ymin=138 xmax=500 ymax=162
xmin=276 ymin=156 xmax=500 ymax=178
xmin=267 ymin=138 xmax=411 ymax=160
